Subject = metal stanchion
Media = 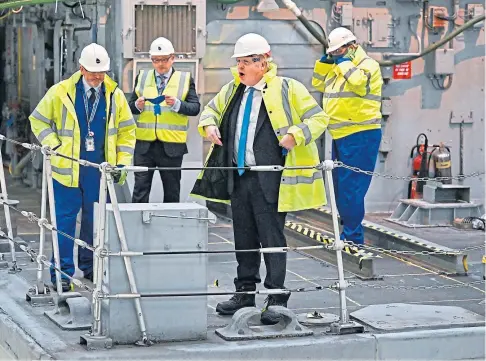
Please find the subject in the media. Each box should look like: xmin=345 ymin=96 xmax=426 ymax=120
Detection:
xmin=26 ymin=154 xmax=54 ymax=305
xmin=92 ymin=165 xmax=108 ymax=336
xmin=105 ymin=171 xmax=150 ymax=346
xmin=44 ymin=149 xmax=64 ymax=295
xmin=322 ymin=160 xmax=364 ymax=335
xmin=37 ymin=155 xmax=48 ymax=290
xmin=80 ymin=163 xmax=113 ymax=349
xmin=0 ymin=145 xmax=20 ymax=272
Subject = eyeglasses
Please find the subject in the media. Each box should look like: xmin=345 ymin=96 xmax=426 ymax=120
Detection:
xmin=236 ymin=57 xmax=262 ymax=66
xmin=151 ymin=57 xmax=172 ymax=64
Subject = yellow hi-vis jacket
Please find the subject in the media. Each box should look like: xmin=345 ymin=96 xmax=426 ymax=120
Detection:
xmin=134 ymin=69 xmax=191 ymax=143
xmin=191 ymin=62 xmax=330 ymax=213
xmin=28 ymin=71 xmax=136 ymax=188
xmin=312 ymin=45 xmax=383 ymax=140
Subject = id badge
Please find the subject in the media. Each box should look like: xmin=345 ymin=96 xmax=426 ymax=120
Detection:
xmin=85 ymin=136 xmax=95 ymax=152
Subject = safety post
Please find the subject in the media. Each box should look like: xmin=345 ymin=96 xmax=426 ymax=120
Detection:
xmin=79 ymin=163 xmax=113 ymax=348
xmin=41 ymin=147 xmax=65 ymax=295
xmin=26 ymin=152 xmax=54 ymax=305
xmin=322 ymin=160 xmax=364 ymax=335
xmin=92 ymin=164 xmax=108 ymax=336
xmin=0 ymin=143 xmax=19 ymax=272
xmin=105 ymin=168 xmax=150 ymax=346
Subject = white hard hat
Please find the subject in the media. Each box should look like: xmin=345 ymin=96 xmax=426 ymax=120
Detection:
xmin=326 ymin=27 xmax=357 ymax=54
xmin=79 ymin=43 xmax=110 ymax=72
xmin=232 ymin=33 xmax=271 ymax=58
xmin=149 ymin=37 xmax=175 ymax=56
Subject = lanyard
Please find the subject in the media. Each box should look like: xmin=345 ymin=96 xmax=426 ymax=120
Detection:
xmin=83 ymin=88 xmax=101 ymax=134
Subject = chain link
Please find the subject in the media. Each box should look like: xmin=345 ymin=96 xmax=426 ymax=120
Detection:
xmin=334 ymin=161 xmax=485 ymax=182
xmin=348 ymin=279 xmax=485 ymax=290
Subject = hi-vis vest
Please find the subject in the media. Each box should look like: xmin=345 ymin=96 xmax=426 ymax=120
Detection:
xmin=191 ymin=62 xmax=330 ymax=213
xmin=134 ymin=69 xmax=191 ymax=143
xmin=28 ymin=71 xmax=136 ymax=188
xmin=312 ymin=45 xmax=383 ymax=140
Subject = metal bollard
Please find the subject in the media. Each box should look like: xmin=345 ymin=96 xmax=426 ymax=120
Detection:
xmin=322 ymin=160 xmax=364 ymax=335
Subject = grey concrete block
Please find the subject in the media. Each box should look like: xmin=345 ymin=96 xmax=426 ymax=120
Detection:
xmin=375 ymin=326 xmax=486 ymax=361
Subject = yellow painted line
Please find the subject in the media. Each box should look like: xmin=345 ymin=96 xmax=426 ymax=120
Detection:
xmin=374 ymin=248 xmax=485 ymax=294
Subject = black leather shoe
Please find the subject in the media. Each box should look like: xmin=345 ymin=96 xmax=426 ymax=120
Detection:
xmin=261 ymin=295 xmax=288 ymax=325
xmin=52 ymin=279 xmax=72 ymax=292
xmin=216 ymin=293 xmax=256 ymax=315
xmin=84 ymin=271 xmax=93 ymax=282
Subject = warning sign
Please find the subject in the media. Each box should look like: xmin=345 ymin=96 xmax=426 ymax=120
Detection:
xmin=392 ymin=61 xmax=412 ymax=80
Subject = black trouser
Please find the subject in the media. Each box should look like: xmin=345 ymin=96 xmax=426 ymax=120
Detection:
xmin=230 ymin=171 xmax=287 ymax=298
xmin=132 ymin=141 xmax=183 ymax=203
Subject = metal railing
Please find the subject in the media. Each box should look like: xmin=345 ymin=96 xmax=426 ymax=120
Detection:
xmin=0 ymin=133 xmax=483 ymax=346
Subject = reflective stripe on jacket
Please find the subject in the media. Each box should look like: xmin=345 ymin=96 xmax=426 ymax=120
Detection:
xmin=312 ymin=46 xmax=383 ymax=140
xmin=29 ymin=71 xmax=136 ymax=188
xmin=191 ymin=62 xmax=330 ymax=213
xmin=134 ymin=69 xmax=190 ymax=143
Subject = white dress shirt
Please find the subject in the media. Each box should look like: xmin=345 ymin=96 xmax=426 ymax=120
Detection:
xmin=82 ymin=77 xmax=101 ymax=97
xmin=233 ymin=78 xmax=266 ymax=166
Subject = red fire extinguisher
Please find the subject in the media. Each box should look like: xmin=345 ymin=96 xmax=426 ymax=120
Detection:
xmin=408 ymin=133 xmax=429 ymax=199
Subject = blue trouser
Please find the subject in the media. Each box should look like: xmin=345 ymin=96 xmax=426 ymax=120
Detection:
xmin=331 ymin=129 xmax=382 ymax=244
xmin=50 ymin=166 xmax=101 ymax=282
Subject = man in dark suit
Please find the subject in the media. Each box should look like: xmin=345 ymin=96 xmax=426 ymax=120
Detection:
xmin=191 ymin=33 xmax=329 ymax=325
xmin=128 ymin=37 xmax=200 ymax=203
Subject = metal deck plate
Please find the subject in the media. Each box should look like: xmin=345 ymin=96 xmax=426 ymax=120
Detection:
xmin=350 ymin=303 xmax=485 ymax=332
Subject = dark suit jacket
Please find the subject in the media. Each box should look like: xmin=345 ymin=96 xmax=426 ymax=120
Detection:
xmin=225 ymin=84 xmax=284 ymax=204
xmin=128 ymin=67 xmax=201 ymax=158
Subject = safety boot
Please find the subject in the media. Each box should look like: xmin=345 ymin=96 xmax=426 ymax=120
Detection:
xmin=260 ymin=295 xmax=288 ymax=325
xmin=52 ymin=279 xmax=72 ymax=292
xmin=216 ymin=293 xmax=255 ymax=315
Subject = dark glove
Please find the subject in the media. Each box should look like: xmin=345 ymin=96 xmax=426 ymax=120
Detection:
xmin=112 ymin=165 xmax=128 ymax=185
xmin=320 ymin=55 xmax=334 ymax=64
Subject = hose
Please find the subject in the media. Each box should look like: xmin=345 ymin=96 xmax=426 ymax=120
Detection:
xmin=281 ymin=0 xmax=328 ymax=48
xmin=380 ymin=13 xmax=485 ymax=66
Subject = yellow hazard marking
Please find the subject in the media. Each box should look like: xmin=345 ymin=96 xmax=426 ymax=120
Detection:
xmin=314 ymin=207 xmax=457 ymax=253
xmin=284 ymin=221 xmax=380 ymax=261
xmin=482 ymin=255 xmax=486 ymax=264
xmin=463 ymin=256 xmax=469 ymax=273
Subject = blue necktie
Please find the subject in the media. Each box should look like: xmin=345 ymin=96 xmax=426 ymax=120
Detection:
xmin=237 ymin=87 xmax=255 ymax=176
